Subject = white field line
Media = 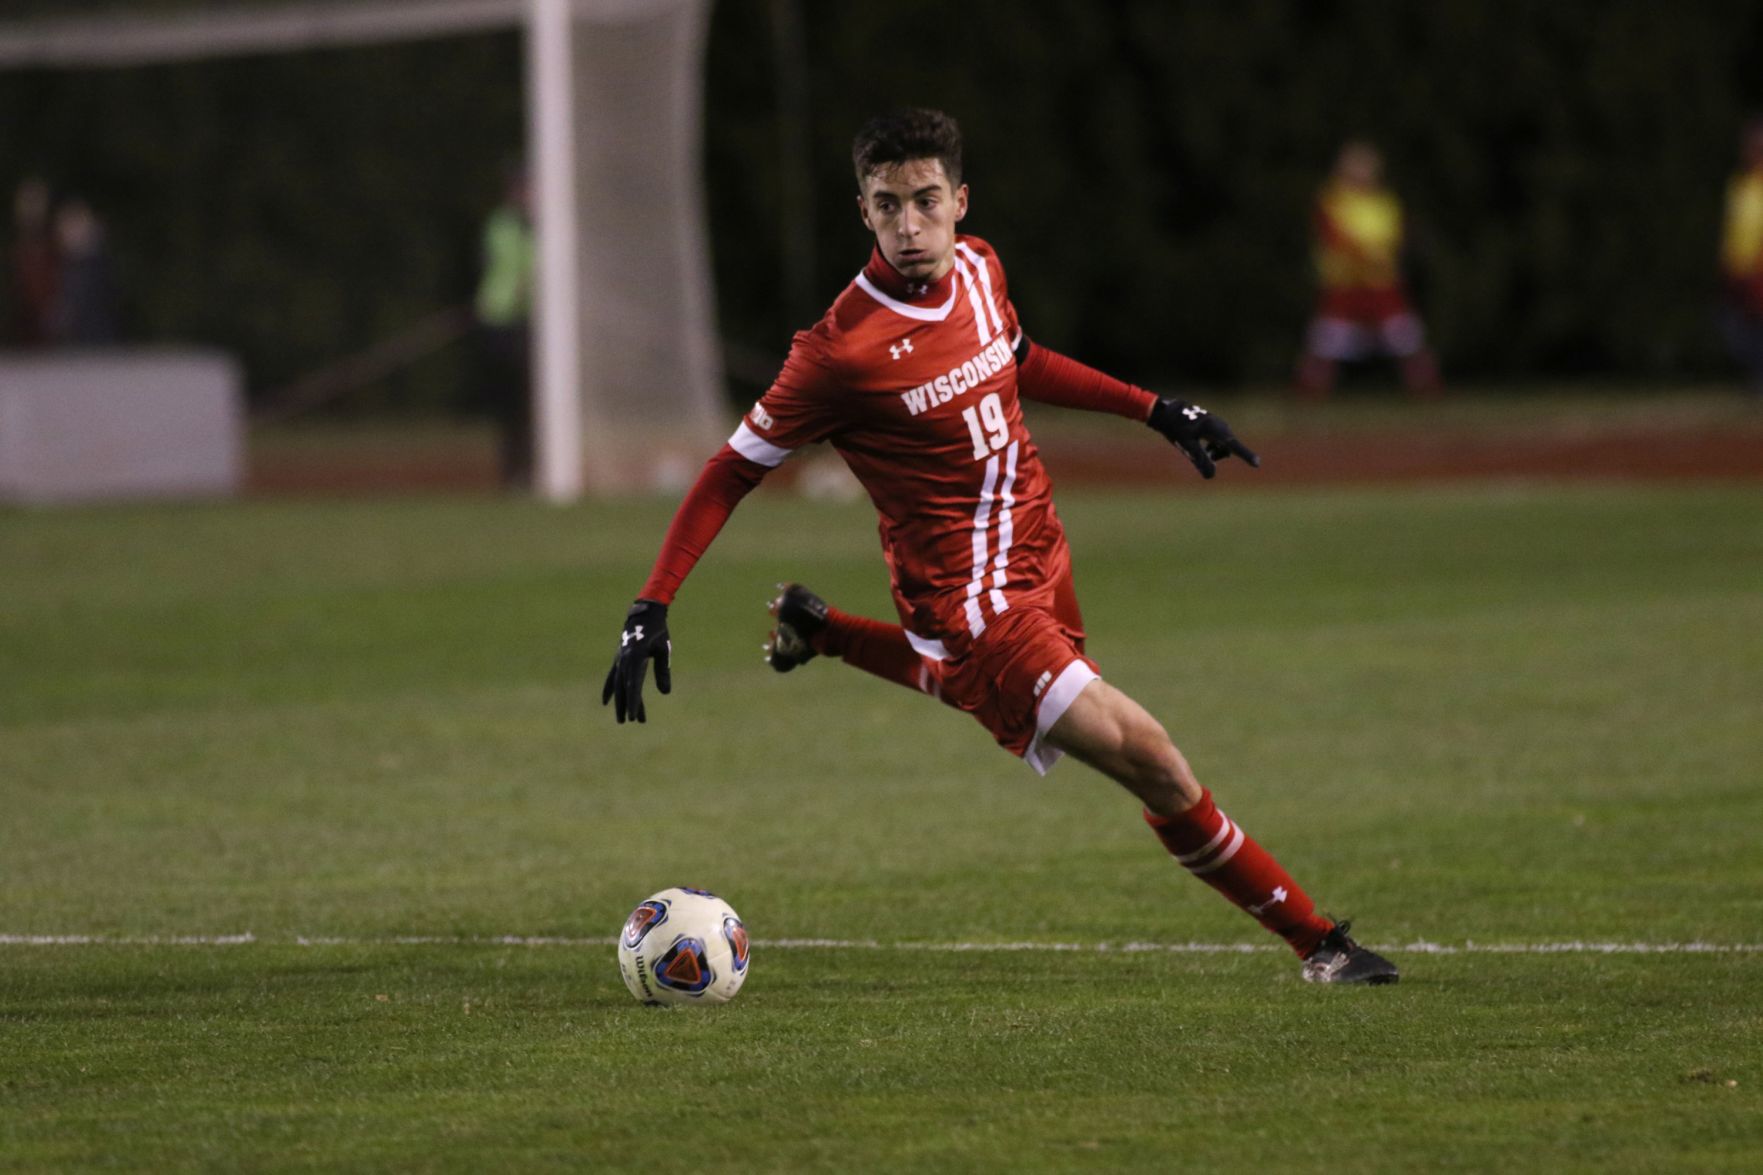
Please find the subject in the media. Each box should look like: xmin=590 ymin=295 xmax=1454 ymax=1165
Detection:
xmin=1 ymin=934 xmax=1760 ymax=955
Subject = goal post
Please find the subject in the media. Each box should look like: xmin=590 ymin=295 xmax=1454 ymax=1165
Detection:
xmin=530 ymin=0 xmax=726 ymax=499
xmin=0 ymin=0 xmax=726 ymax=502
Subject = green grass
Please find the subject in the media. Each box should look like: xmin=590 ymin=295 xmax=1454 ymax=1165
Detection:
xmin=3 ymin=482 xmax=1762 ymax=1170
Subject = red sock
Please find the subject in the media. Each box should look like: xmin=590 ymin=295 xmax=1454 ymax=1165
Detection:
xmin=1143 ymin=789 xmax=1333 ymax=957
xmin=818 ymin=607 xmax=942 ymax=697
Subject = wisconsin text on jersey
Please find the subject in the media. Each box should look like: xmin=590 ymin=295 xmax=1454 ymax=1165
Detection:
xmin=897 ymin=334 xmax=1015 ymax=417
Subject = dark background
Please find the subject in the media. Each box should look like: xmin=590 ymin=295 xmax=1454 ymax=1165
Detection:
xmin=3 ymin=0 xmax=1761 ymax=409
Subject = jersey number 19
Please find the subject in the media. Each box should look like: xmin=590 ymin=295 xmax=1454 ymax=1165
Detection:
xmin=962 ymin=392 xmax=1009 ymax=460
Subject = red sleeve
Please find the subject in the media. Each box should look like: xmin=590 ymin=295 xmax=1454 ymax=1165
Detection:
xmin=731 ymin=327 xmax=842 ymax=461
xmin=638 ymin=445 xmax=769 ymax=605
xmin=1016 ymin=342 xmax=1158 ymax=421
xmin=640 ymin=327 xmax=845 ymax=604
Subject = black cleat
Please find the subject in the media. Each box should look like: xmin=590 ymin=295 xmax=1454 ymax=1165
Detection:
xmin=764 ymin=583 xmax=829 ymax=673
xmin=1300 ymin=920 xmax=1400 ymax=985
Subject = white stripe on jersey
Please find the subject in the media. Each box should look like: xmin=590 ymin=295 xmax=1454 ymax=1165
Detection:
xmin=965 ymin=453 xmax=1000 ymax=637
xmin=728 ymin=420 xmax=793 ymax=467
xmin=953 ymin=255 xmax=991 ymax=348
xmin=988 ymin=440 xmax=1019 ymax=615
xmin=956 ymin=243 xmax=1007 ymax=337
xmin=853 ymin=271 xmax=960 ymax=322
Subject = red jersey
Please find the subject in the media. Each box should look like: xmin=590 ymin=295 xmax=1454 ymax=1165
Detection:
xmin=639 ymin=235 xmax=1155 ymax=654
xmin=736 ymin=236 xmax=1062 ymax=651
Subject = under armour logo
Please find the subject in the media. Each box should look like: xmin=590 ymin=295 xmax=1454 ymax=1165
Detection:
xmin=889 ymin=338 xmax=914 ymax=360
xmin=1183 ymin=405 xmax=1206 ymax=421
xmin=1248 ymin=886 xmax=1288 ymax=916
xmin=906 ymin=281 xmax=929 ymax=296
xmin=622 ymin=625 xmax=644 ymax=647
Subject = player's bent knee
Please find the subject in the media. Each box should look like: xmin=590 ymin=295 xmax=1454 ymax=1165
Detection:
xmin=1120 ymin=724 xmax=1200 ymax=816
xmin=1047 ymin=681 xmax=1202 ymax=814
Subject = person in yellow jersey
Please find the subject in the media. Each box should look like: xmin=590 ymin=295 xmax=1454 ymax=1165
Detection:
xmin=1719 ymin=118 xmax=1763 ymax=397
xmin=1296 ymin=140 xmax=1440 ymax=401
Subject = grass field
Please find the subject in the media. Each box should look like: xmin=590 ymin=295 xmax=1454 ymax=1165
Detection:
xmin=4 ymin=478 xmax=1762 ymax=1170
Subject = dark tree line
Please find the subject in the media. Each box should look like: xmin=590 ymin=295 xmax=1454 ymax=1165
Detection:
xmin=3 ymin=0 xmax=1761 ymax=410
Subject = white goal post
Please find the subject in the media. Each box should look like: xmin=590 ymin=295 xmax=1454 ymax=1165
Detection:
xmin=0 ymin=0 xmax=726 ymax=501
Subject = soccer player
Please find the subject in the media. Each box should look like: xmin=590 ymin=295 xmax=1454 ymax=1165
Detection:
xmin=1719 ymin=117 xmax=1763 ymax=397
xmin=605 ymin=109 xmax=1397 ymax=984
xmin=1295 ymin=140 xmax=1440 ymax=401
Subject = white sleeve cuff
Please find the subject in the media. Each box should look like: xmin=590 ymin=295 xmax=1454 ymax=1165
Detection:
xmin=728 ymin=420 xmax=794 ymax=467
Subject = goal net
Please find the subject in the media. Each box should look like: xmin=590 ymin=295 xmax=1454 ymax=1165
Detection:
xmin=0 ymin=0 xmax=726 ymax=500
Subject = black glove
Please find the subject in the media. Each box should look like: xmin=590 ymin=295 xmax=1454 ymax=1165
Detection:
xmin=602 ymin=599 xmax=671 ymax=724
xmin=1147 ymin=398 xmax=1260 ymax=479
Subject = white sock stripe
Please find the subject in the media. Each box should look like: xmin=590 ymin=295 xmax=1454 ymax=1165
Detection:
xmin=1174 ymin=815 xmax=1236 ymax=865
xmin=1187 ymin=825 xmax=1246 ymax=875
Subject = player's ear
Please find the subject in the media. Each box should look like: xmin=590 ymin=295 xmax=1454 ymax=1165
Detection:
xmin=953 ymin=183 xmax=969 ymax=223
xmin=856 ymin=192 xmax=873 ymax=231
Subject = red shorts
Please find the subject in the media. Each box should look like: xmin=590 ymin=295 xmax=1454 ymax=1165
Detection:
xmin=1309 ymin=285 xmax=1426 ymax=360
xmin=927 ymin=570 xmax=1100 ymax=775
xmin=1318 ymin=285 xmax=1411 ymax=322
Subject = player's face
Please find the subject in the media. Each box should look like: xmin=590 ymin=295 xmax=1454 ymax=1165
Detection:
xmin=1336 ymin=142 xmax=1382 ymax=188
xmin=857 ymin=158 xmax=969 ymax=283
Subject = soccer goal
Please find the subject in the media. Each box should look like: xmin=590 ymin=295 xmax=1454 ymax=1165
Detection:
xmin=0 ymin=0 xmax=726 ymax=501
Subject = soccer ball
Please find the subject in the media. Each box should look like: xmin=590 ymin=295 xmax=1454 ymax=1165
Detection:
xmin=617 ymin=887 xmax=750 ymax=1006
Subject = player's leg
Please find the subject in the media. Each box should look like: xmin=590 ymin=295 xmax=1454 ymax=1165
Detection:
xmin=1044 ymin=678 xmax=1396 ymax=982
xmin=1041 ymin=677 xmax=1198 ymax=817
xmin=1296 ymin=314 xmax=1358 ymax=401
xmin=1719 ymin=303 xmax=1763 ymax=395
xmin=1381 ymin=311 xmax=1441 ymax=399
xmin=765 ymin=583 xmax=944 ymax=697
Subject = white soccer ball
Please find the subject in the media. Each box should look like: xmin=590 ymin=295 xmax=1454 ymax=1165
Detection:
xmin=616 ymin=887 xmax=750 ymax=1006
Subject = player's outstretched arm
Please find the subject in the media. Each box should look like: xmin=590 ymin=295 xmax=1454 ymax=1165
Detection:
xmin=1013 ymin=338 xmax=1258 ymax=479
xmin=1014 ymin=338 xmax=1160 ymax=419
xmin=1146 ymin=398 xmax=1259 ymax=480
xmin=603 ymin=599 xmax=671 ymax=724
xmin=602 ymin=445 xmax=769 ymax=725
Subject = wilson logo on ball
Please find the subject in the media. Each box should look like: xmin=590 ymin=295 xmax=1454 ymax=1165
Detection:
xmin=653 ymin=937 xmax=715 ymax=994
xmin=621 ymin=900 xmax=670 ymax=950
xmin=723 ymin=915 xmax=749 ymax=973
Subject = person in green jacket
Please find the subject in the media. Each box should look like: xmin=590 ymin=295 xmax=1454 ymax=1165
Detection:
xmin=474 ymin=162 xmax=536 ymax=488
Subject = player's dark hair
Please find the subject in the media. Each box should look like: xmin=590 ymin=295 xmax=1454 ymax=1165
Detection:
xmin=852 ymin=108 xmax=963 ymax=190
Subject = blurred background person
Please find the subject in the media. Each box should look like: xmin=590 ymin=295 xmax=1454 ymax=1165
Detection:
xmin=1718 ymin=116 xmax=1763 ymax=397
xmin=7 ymin=176 xmax=59 ymax=348
xmin=50 ymin=196 xmax=120 ymax=346
xmin=472 ymin=160 xmax=535 ymax=490
xmin=1296 ymin=140 xmax=1440 ymax=401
